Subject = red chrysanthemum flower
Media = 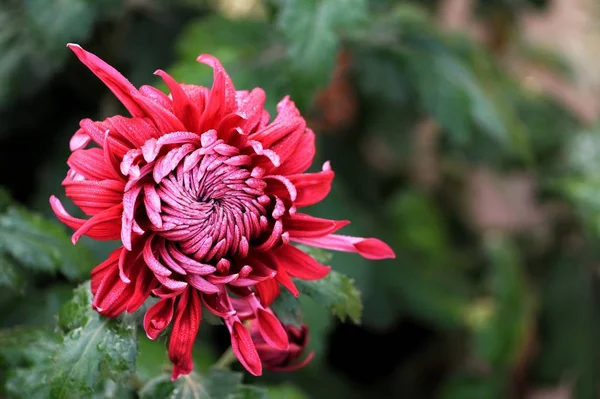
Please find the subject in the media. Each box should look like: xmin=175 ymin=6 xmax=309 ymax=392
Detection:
xmin=50 ymin=44 xmax=395 ymax=380
xmin=251 ymin=321 xmax=314 ymax=372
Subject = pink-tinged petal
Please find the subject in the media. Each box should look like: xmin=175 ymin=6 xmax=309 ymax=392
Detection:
xmin=103 ymin=130 xmax=127 ymax=179
xmin=64 ymin=179 xmax=124 ymax=216
xmin=92 ymin=260 xmax=129 ymax=317
xmin=155 ymin=70 xmax=201 ymax=132
xmin=153 ymin=284 xmax=187 ymax=299
xmin=144 ymin=297 xmax=175 ymax=340
xmin=67 ymin=148 xmax=116 ymax=181
xmin=274 ymin=245 xmax=331 ymax=280
xmin=229 ymin=320 xmax=262 ymax=376
xmin=249 ymin=96 xmax=303 ymax=147
xmin=202 ymin=292 xmax=236 ymax=318
xmin=70 ymin=128 xmax=92 ymax=151
xmin=166 ymin=243 xmax=216 ymax=275
xmin=68 ymin=43 xmax=145 ymax=117
xmin=255 ymin=252 xmax=299 ymax=297
xmin=237 ymin=88 xmax=266 ymax=133
xmin=229 ymin=297 xmax=253 ymax=319
xmin=180 ymin=84 xmax=208 ymax=113
xmin=144 ymin=183 xmax=162 ymax=228
xmin=118 ymin=237 xmax=144 ymax=283
xmin=57 ymin=197 xmax=124 ymax=243
xmin=255 ymin=308 xmax=289 ymax=350
xmin=126 ymin=265 xmax=158 ymax=312
xmin=292 ymin=234 xmax=396 ymax=260
xmin=267 ymin=129 xmax=305 ymax=172
xmin=288 ymin=163 xmax=334 ymax=208
xmin=143 ymin=235 xmax=173 ymax=277
xmin=103 ymin=115 xmax=161 ymax=148
xmin=267 ymin=351 xmax=315 ymax=372
xmin=50 ymin=196 xmax=121 ymax=241
xmin=121 ymin=184 xmax=143 ymax=250
xmin=206 ymin=273 xmax=239 ymax=285
xmin=186 ymin=273 xmax=219 ymax=294
xmin=169 ymin=287 xmax=202 ymax=380
xmin=283 ymin=213 xmax=349 ymax=238
xmin=264 ymin=175 xmax=297 ymax=202
xmin=247 ymin=140 xmax=281 ymax=168
xmin=156 ymin=274 xmax=189 ymax=291
xmin=91 ymin=248 xmax=121 ymax=295
xmin=130 ymin=90 xmax=186 ymax=133
xmin=79 ymin=118 xmax=130 ymax=156
xmin=276 ymin=129 xmax=316 ymax=175
xmin=139 ymin=85 xmax=173 ymax=110
xmin=141 ymin=132 xmax=201 ymax=163
xmin=152 ymin=144 xmax=196 ymax=183
xmin=197 ymin=54 xmax=236 ymax=129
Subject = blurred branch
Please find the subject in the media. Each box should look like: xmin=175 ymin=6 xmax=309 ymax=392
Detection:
xmin=437 ymin=0 xmax=475 ymax=31
xmin=507 ymin=59 xmax=598 ymax=125
xmin=411 ymin=119 xmax=440 ymax=192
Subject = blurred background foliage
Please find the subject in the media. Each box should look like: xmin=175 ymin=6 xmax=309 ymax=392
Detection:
xmin=1 ymin=0 xmax=600 ymax=398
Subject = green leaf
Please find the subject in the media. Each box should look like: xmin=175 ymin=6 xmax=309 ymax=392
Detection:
xmin=234 ymin=386 xmax=270 ymax=399
xmin=0 ymin=0 xmax=122 ymax=107
xmin=270 ymin=288 xmax=303 ymax=327
xmin=0 ymin=206 xmax=95 ymax=281
xmin=0 ymin=254 xmax=26 ymax=294
xmin=268 ymin=384 xmax=309 ymax=399
xmin=0 ymin=328 xmax=60 ymax=367
xmin=277 ymin=0 xmax=367 ymax=86
xmin=295 ymin=270 xmax=363 ymax=324
xmin=294 ymin=245 xmax=333 ymax=264
xmin=139 ymin=368 xmax=252 ymax=399
xmin=473 ymin=235 xmax=534 ymax=369
xmin=5 ymin=282 xmax=138 ymax=399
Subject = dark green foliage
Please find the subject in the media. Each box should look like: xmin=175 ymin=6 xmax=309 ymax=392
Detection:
xmin=139 ymin=368 xmax=270 ymax=399
xmin=3 ymin=283 xmax=138 ymax=399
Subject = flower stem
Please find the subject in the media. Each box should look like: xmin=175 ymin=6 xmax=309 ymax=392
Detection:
xmin=214 ymin=346 xmax=237 ymax=369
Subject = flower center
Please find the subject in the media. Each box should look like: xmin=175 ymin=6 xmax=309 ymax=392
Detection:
xmin=152 ymin=153 xmax=268 ymax=262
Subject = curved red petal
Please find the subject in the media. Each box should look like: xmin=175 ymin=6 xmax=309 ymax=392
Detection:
xmin=92 ymin=260 xmax=130 ymax=317
xmin=291 ymin=234 xmax=396 ymax=260
xmin=64 ymin=179 xmax=124 ymax=216
xmin=283 ymin=213 xmax=349 ymax=238
xmin=49 ymin=196 xmax=121 ymax=242
xmin=68 ymin=44 xmax=146 ymax=117
xmin=103 ymin=115 xmax=161 ymax=148
xmin=266 ymin=351 xmax=315 ymax=372
xmin=126 ymin=265 xmax=158 ymax=312
xmin=276 ymin=129 xmax=315 ymax=175
xmin=91 ymin=248 xmax=121 ymax=295
xmin=144 ymin=297 xmax=175 ymax=340
xmin=169 ymin=287 xmax=202 ymax=380
xmin=288 ymin=164 xmax=334 ymax=208
xmin=197 ymin=54 xmax=237 ymax=130
xmin=155 ymin=70 xmax=200 ymax=133
xmin=230 ymin=321 xmax=262 ymax=376
xmin=254 ymin=278 xmax=280 ymax=307
xmin=67 ymin=148 xmax=115 ymax=181
xmin=256 ymin=308 xmax=289 ymax=350
xmin=274 ymin=245 xmax=331 ymax=281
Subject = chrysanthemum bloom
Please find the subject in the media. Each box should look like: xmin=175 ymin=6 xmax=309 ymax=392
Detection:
xmin=251 ymin=321 xmax=314 ymax=372
xmin=50 ymin=44 xmax=395 ymax=380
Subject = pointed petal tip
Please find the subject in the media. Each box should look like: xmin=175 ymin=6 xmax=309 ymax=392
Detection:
xmin=356 ymin=238 xmax=396 ymax=260
xmin=66 ymin=43 xmax=81 ymax=50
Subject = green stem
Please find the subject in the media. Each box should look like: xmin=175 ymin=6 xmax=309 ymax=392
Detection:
xmin=129 ymin=373 xmax=145 ymax=391
xmin=214 ymin=346 xmax=237 ymax=369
